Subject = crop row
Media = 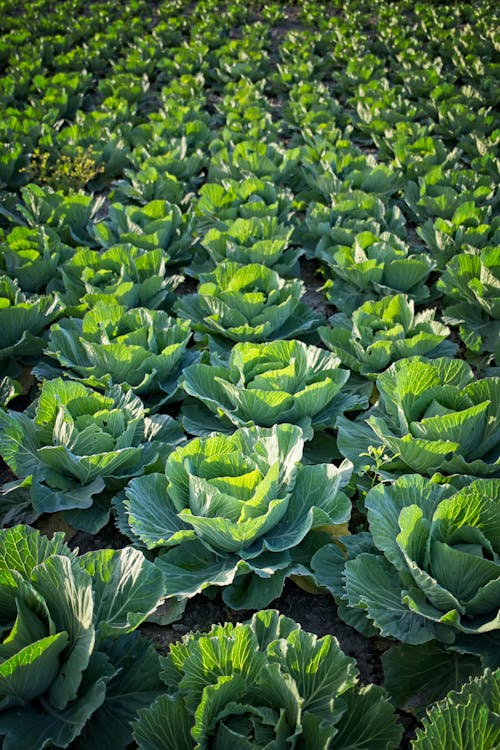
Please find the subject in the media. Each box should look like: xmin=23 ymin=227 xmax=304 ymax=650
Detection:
xmin=0 ymin=0 xmax=498 ymax=748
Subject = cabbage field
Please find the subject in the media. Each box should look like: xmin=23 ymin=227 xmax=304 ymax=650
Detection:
xmin=0 ymin=0 xmax=499 ymax=747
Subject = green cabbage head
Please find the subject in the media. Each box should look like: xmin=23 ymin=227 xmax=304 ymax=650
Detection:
xmin=175 ymin=262 xmax=324 ymax=345
xmin=133 ymin=609 xmax=402 ymax=750
xmin=122 ymin=424 xmax=352 ymax=609
xmin=319 ymin=294 xmax=456 ymax=380
xmin=0 ymin=275 xmax=62 ymax=364
xmin=0 ymin=379 xmax=184 ymax=531
xmin=337 ymin=357 xmax=500 ymax=479
xmin=0 ymin=525 xmax=165 ymax=750
xmin=180 ymin=339 xmax=365 ymax=438
xmin=41 ymin=301 xmax=196 ymax=409
xmin=312 ymin=475 xmax=500 ymax=665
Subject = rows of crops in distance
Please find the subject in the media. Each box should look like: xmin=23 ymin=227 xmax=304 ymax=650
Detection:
xmin=0 ymin=0 xmax=499 ymax=747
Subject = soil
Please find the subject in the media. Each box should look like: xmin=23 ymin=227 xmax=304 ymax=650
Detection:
xmin=300 ymin=256 xmax=334 ymax=319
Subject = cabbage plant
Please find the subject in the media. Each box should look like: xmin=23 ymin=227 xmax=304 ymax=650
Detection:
xmin=319 ymin=294 xmax=456 ymax=379
xmin=412 ymin=668 xmax=500 ymax=749
xmin=190 ymin=216 xmax=301 ymax=277
xmin=121 ymin=424 xmax=352 ymax=609
xmin=0 ymin=525 xmax=165 ymax=750
xmin=0 ymin=184 xmax=103 ymax=247
xmin=0 ymin=275 xmax=62 ymax=365
xmin=133 ymin=609 xmax=402 ymax=750
xmin=312 ymin=475 xmax=500 ymax=664
xmin=0 ymin=226 xmax=72 ymax=293
xmin=175 ymin=262 xmax=324 ymax=345
xmin=319 ymin=230 xmax=434 ymax=314
xmin=0 ymin=379 xmax=184 ymax=532
xmin=180 ymin=339 xmax=365 ymax=438
xmin=59 ymin=244 xmax=183 ymax=313
xmin=337 ymin=357 xmax=500 ymax=478
xmin=195 ymin=178 xmax=293 ymax=229
xmin=437 ymin=246 xmax=500 ymax=356
xmin=41 ymin=301 xmax=197 ymax=408
xmin=111 ymin=165 xmax=185 ymax=206
xmin=91 ymin=200 xmax=195 ymax=265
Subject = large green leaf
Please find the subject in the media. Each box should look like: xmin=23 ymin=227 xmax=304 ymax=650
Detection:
xmin=155 ymin=541 xmax=240 ymax=599
xmin=0 ymin=651 xmax=115 ymax=750
xmin=331 ymin=684 xmax=403 ymax=750
xmin=76 ymin=635 xmax=163 ymax=750
xmin=124 ymin=473 xmax=195 ymax=549
xmin=0 ymin=632 xmax=69 ymax=706
xmin=255 ymin=463 xmax=351 ymax=556
xmin=383 ymin=642 xmax=484 ymax=716
xmin=221 ymin=560 xmax=291 ymax=610
xmin=267 ymin=628 xmax=357 ymax=718
xmin=0 ymin=410 xmax=40 ymax=478
xmin=80 ymin=547 xmax=165 ymax=638
xmin=133 ymin=694 xmax=194 ymax=750
xmin=0 ymin=525 xmax=72 ymax=587
xmin=343 ymin=554 xmax=443 ymax=644
xmin=31 ymin=556 xmax=94 ymax=711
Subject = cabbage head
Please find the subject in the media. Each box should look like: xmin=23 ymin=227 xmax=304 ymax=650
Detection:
xmin=0 ymin=226 xmax=72 ymax=294
xmin=0 ymin=275 xmax=62 ymax=365
xmin=319 ymin=230 xmax=434 ymax=314
xmin=0 ymin=525 xmax=165 ymax=750
xmin=42 ymin=301 xmax=196 ymax=409
xmin=58 ymin=244 xmax=182 ymax=313
xmin=0 ymin=379 xmax=184 ymax=531
xmin=133 ymin=609 xmax=402 ymax=750
xmin=438 ymin=246 xmax=500 ymax=356
xmin=122 ymin=424 xmax=352 ymax=609
xmin=180 ymin=339 xmax=366 ymax=438
xmin=320 ymin=294 xmax=456 ymax=380
xmin=190 ymin=216 xmax=300 ymax=278
xmin=312 ymin=475 xmax=500 ymax=665
xmin=175 ymin=262 xmax=324 ymax=346
xmin=337 ymin=357 xmax=500 ymax=479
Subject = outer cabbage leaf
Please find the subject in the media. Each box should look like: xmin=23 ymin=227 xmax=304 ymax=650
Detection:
xmin=382 ymin=642 xmax=486 ymax=717
xmin=80 ymin=547 xmax=166 ymax=638
xmin=72 ymin=634 xmax=164 ymax=750
xmin=412 ymin=668 xmax=500 ymax=748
